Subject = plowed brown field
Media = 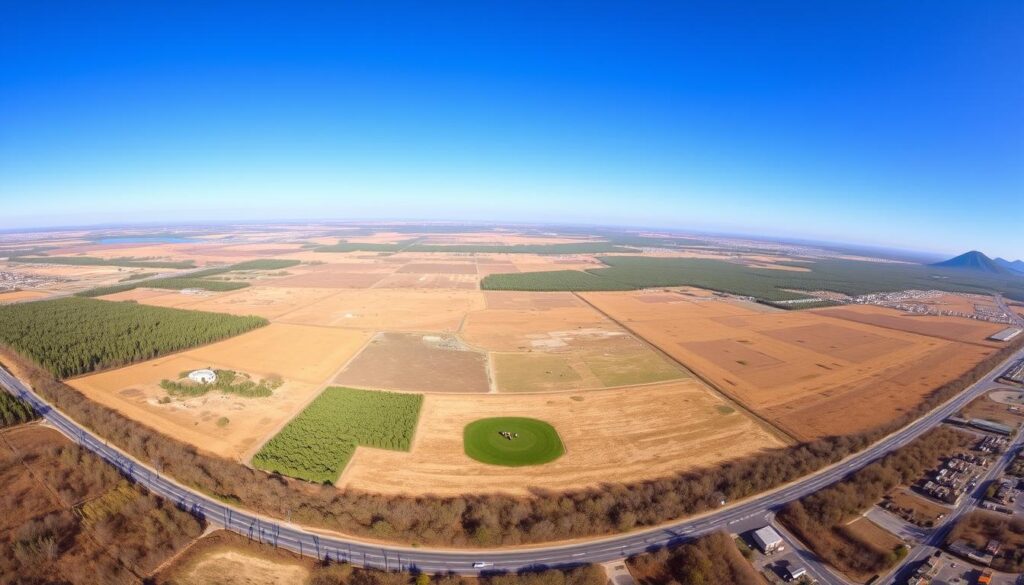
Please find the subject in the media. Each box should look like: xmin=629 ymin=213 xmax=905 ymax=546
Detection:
xmin=582 ymin=291 xmax=998 ymax=440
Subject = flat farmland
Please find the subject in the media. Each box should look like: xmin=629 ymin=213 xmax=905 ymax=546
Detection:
xmin=492 ymin=333 xmax=684 ymax=392
xmin=582 ymin=291 xmax=998 ymax=440
xmin=461 ymin=305 xmax=620 ymax=351
xmin=372 ymin=272 xmax=480 ymax=289
xmin=0 ymin=289 xmax=49 ymax=303
xmin=397 ymin=262 xmax=478 ymax=274
xmin=102 ymin=285 xmax=342 ymax=319
xmin=814 ymin=305 xmax=1007 ymax=346
xmin=334 ymin=332 xmax=491 ymax=393
xmin=483 ymin=290 xmax=583 ymax=309
xmin=278 ymin=289 xmax=485 ymax=331
xmin=339 ymin=379 xmax=786 ymax=495
xmin=67 ymin=323 xmax=370 ymax=458
xmin=463 ymin=298 xmax=684 ymax=391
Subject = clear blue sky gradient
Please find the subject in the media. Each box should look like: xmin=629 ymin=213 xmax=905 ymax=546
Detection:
xmin=1 ymin=2 xmax=1022 ymax=257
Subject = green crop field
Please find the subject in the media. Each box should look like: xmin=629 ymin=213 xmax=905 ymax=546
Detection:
xmin=8 ymin=256 xmax=196 ymax=269
xmin=481 ymin=256 xmax=1024 ymax=302
xmin=463 ymin=417 xmax=565 ymax=466
xmin=0 ymin=297 xmax=268 ymax=378
xmin=252 ymin=387 xmax=423 ymax=483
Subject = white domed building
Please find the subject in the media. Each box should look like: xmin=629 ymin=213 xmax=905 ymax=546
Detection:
xmin=188 ymin=369 xmax=217 ymax=384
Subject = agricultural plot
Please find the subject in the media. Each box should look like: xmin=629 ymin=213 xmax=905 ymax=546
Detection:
xmin=8 ymin=255 xmax=195 ymax=269
xmin=462 ymin=302 xmax=684 ymax=391
xmin=463 ymin=417 xmax=565 ymax=466
xmin=108 ymin=285 xmax=342 ymax=319
xmin=340 ymin=380 xmax=785 ymax=496
xmin=334 ymin=332 xmax=490 ymax=393
xmin=814 ymin=305 xmax=1007 ymax=346
xmin=372 ymin=272 xmax=479 ymax=289
xmin=0 ymin=290 xmax=49 ymax=303
xmin=582 ymin=291 xmax=999 ymax=440
xmin=0 ymin=297 xmax=267 ymax=378
xmin=68 ymin=324 xmax=369 ymax=458
xmin=278 ymin=289 xmax=485 ymax=331
xmin=252 ymin=387 xmax=423 ymax=483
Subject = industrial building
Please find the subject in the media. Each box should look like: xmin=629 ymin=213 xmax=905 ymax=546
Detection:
xmin=751 ymin=526 xmax=784 ymax=554
xmin=989 ymin=327 xmax=1023 ymax=342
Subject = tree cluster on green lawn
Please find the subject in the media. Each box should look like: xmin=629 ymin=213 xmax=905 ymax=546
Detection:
xmin=0 ymin=392 xmax=37 ymax=427
xmin=160 ymin=369 xmax=282 ymax=398
xmin=0 ymin=298 xmax=267 ymax=378
xmin=252 ymin=387 xmax=423 ymax=483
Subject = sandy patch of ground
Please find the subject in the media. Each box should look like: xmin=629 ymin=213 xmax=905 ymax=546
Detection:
xmin=814 ymin=305 xmax=1007 ymax=346
xmin=155 ymin=531 xmax=312 ymax=585
xmin=334 ymin=332 xmax=490 ymax=393
xmin=165 ymin=550 xmax=309 ymax=585
xmin=477 ymin=262 xmax=520 ymax=276
xmin=340 ymin=379 xmax=784 ymax=496
xmin=482 ymin=291 xmax=583 ymax=310
xmin=279 ymin=289 xmax=485 ymax=332
xmin=0 ymin=290 xmax=49 ymax=303
xmin=70 ymin=358 xmax=323 ymax=460
xmin=263 ymin=269 xmax=386 ymax=289
xmin=582 ymin=291 xmax=998 ymax=440
xmin=183 ymin=323 xmax=370 ymax=384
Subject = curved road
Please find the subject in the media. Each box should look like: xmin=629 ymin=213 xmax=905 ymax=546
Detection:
xmin=2 ymin=346 xmax=1023 ymax=576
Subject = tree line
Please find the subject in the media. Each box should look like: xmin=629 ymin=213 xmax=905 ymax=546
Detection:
xmin=0 ymin=391 xmax=36 ymax=427
xmin=2 ymin=335 xmax=1021 ymax=548
xmin=0 ymin=298 xmax=267 ymax=378
xmin=627 ymin=531 xmax=762 ymax=585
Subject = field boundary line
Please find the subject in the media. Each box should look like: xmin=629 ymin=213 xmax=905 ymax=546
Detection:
xmin=238 ymin=330 xmax=378 ymax=463
xmin=571 ymin=291 xmax=800 ymax=445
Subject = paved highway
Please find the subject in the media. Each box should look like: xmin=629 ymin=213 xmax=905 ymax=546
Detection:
xmin=2 ymin=346 xmax=1023 ymax=576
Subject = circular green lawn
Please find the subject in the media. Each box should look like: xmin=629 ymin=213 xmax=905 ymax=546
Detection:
xmin=463 ymin=417 xmax=565 ymax=466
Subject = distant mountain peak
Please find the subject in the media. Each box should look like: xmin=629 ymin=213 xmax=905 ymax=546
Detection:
xmin=994 ymin=257 xmax=1024 ymax=275
xmin=930 ymin=251 xmax=1009 ymax=274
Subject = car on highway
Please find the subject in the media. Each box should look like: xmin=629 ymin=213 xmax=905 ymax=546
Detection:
xmin=472 ymin=562 xmax=493 ymax=569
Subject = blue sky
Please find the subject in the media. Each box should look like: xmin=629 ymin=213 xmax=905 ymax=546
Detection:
xmin=1 ymin=2 xmax=1021 ymax=258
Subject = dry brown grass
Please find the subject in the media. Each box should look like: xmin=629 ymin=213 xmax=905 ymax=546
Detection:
xmin=335 ymin=332 xmax=491 ymax=393
xmin=339 ymin=379 xmax=785 ymax=496
xmin=582 ymin=291 xmax=998 ymax=440
xmin=278 ymin=288 xmax=485 ymax=331
xmin=67 ymin=324 xmax=370 ymax=459
xmin=0 ymin=290 xmax=49 ymax=303
xmin=815 ymin=304 xmax=1007 ymax=346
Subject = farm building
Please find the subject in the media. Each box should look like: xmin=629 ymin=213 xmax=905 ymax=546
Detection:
xmin=188 ymin=369 xmax=217 ymax=384
xmin=989 ymin=327 xmax=1023 ymax=342
xmin=751 ymin=526 xmax=784 ymax=554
